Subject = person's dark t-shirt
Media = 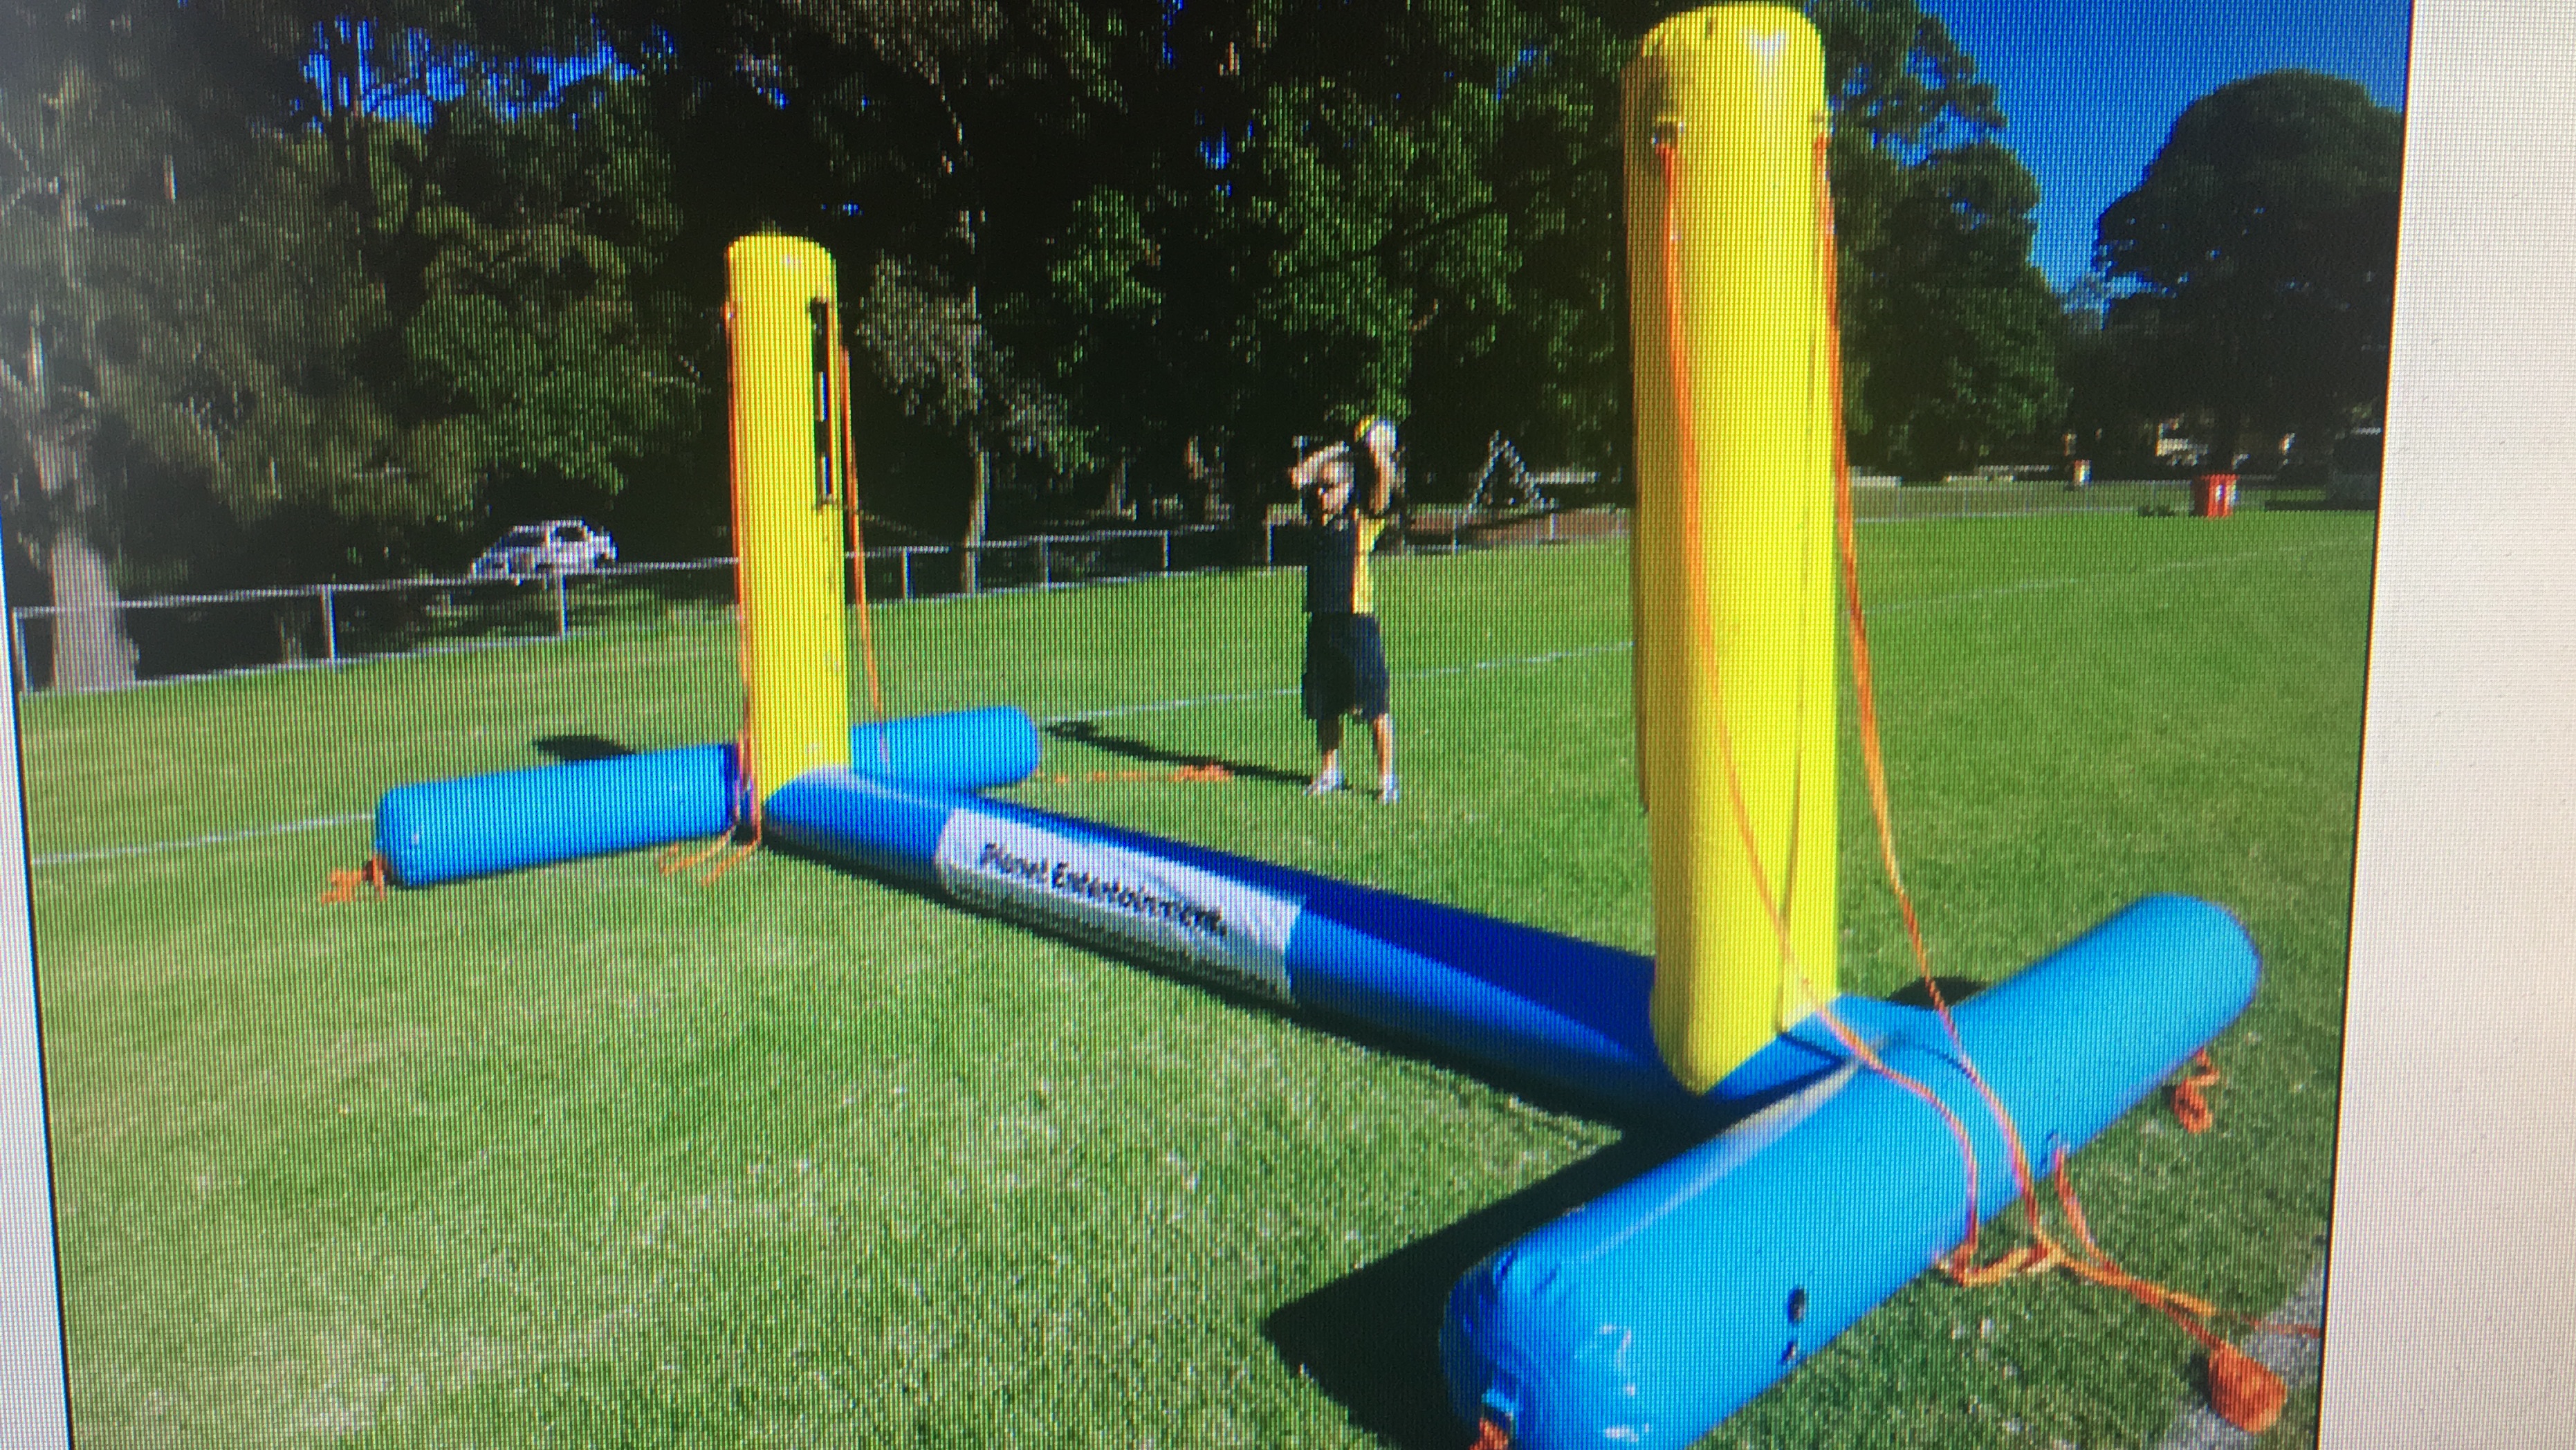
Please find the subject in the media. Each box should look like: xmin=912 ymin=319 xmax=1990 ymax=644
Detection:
xmin=1306 ymin=507 xmax=1389 ymax=615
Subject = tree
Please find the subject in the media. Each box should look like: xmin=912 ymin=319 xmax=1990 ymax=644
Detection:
xmin=597 ymin=0 xmax=1103 ymax=576
xmin=1 ymin=0 xmax=313 ymax=684
xmin=1801 ymin=0 xmax=2063 ymax=475
xmin=1841 ymin=140 xmax=2063 ymax=473
xmin=1031 ymin=0 xmax=1633 ymax=508
xmin=2094 ymin=70 xmax=2402 ymax=466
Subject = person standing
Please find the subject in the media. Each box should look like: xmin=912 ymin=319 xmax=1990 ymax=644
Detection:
xmin=1291 ymin=417 xmax=1402 ymax=803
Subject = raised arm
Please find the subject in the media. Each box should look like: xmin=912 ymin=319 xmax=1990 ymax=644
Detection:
xmin=1289 ymin=444 xmax=1347 ymax=493
xmin=1359 ymin=423 xmax=1399 ymax=516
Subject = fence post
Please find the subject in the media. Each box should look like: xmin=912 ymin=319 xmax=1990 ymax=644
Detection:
xmin=1039 ymin=538 xmax=1051 ymax=588
xmin=320 ymin=585 xmax=339 ymax=663
xmin=900 ymin=550 xmax=913 ymax=600
xmin=10 ymin=612 xmax=26 ymax=695
xmin=553 ymin=571 xmax=569 ymax=636
xmin=1547 ymin=511 xmax=1559 ymax=542
xmin=1161 ymin=530 xmax=1172 ymax=573
xmin=1264 ymin=519 xmax=1274 ymax=568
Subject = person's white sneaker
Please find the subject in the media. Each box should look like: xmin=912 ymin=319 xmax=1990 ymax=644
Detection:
xmin=1305 ymin=767 xmax=1346 ymax=797
xmin=1377 ymin=776 xmax=1401 ymax=805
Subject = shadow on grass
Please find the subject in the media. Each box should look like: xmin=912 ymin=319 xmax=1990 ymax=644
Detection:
xmin=534 ymin=733 xmax=637 ymax=762
xmin=1884 ymin=975 xmax=1987 ymax=1010
xmin=1260 ymin=1128 xmax=1704 ymax=1449
xmin=1044 ymin=719 xmax=1310 ymax=787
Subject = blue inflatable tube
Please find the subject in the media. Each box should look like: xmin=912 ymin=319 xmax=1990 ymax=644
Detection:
xmin=377 ymin=708 xmax=1041 ymax=887
xmin=1439 ymin=895 xmax=2260 ymax=1449
xmin=762 ymin=768 xmax=1949 ymax=1120
xmin=376 ymin=744 xmax=735 ymax=888
xmin=850 ymin=706 xmax=1044 ymax=791
xmin=762 ymin=767 xmax=1740 ymax=1117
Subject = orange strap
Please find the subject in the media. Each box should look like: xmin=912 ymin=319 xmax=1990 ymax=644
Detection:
xmin=1650 ymin=131 xmax=1991 ymax=1256
xmin=320 ymin=854 xmax=389 ymax=904
xmin=1046 ymin=764 xmax=1236 ymax=785
xmin=2169 ymin=1048 xmax=2222 ymax=1134
xmin=1650 ymin=128 xmax=2309 ymax=1436
xmin=723 ymin=302 xmax=766 ymax=827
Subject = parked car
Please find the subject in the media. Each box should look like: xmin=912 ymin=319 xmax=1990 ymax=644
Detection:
xmin=470 ymin=520 xmax=618 ymax=577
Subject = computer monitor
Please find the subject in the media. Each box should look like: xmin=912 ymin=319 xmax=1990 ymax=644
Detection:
xmin=2 ymin=1 xmax=2570 ymax=1445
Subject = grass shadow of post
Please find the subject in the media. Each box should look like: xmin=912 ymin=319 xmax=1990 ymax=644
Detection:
xmin=1260 ymin=1128 xmax=1706 ymax=1449
xmin=533 ymin=733 xmax=637 ymax=763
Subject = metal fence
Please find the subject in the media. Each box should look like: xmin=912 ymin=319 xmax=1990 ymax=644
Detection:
xmin=10 ymin=482 xmax=2207 ymax=695
xmin=9 ymin=525 xmax=1253 ymax=694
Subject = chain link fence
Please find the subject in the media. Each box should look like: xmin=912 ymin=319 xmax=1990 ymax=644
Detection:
xmin=12 ymin=482 xmax=2206 ymax=695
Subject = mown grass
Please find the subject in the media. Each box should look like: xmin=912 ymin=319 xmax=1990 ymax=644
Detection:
xmin=27 ymin=511 xmax=2373 ymax=1449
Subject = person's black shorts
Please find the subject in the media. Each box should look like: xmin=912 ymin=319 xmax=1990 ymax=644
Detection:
xmin=1303 ymin=613 xmax=1390 ymax=722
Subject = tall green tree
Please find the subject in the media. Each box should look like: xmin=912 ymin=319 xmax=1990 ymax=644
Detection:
xmin=1033 ymin=0 xmax=1632 ymax=508
xmin=1842 ymin=139 xmax=2063 ymax=472
xmin=2094 ymin=70 xmax=2402 ymax=466
xmin=598 ymin=0 xmax=1101 ymax=576
xmin=1808 ymin=0 xmax=2062 ymax=475
xmin=1 ymin=0 xmax=307 ymax=684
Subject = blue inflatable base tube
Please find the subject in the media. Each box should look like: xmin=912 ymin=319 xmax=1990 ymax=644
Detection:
xmin=376 ymin=708 xmax=1041 ymax=887
xmin=1439 ymin=895 xmax=2260 ymax=1449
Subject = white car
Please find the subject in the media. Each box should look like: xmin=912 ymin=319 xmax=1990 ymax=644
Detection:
xmin=470 ymin=520 xmax=618 ymax=577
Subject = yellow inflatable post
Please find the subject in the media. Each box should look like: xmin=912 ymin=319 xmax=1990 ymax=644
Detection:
xmin=1623 ymin=6 xmax=1838 ymax=1093
xmin=724 ymin=235 xmax=854 ymax=814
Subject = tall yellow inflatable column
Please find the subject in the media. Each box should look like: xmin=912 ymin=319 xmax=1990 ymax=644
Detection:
xmin=1623 ymin=6 xmax=1838 ymax=1093
xmin=725 ymin=235 xmax=854 ymax=814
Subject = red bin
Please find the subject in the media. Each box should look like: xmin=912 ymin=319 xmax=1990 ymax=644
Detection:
xmin=2193 ymin=472 xmax=2239 ymax=517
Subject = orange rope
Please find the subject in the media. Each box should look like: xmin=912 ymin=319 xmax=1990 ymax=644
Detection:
xmin=838 ymin=338 xmax=887 ymax=719
xmin=1800 ymin=133 xmax=2053 ymax=1265
xmin=1650 ymin=127 xmax=2308 ymax=1433
xmin=1649 ymin=133 xmax=1989 ymax=1254
xmin=2169 ymin=1047 xmax=2223 ymax=1134
xmin=320 ymin=854 xmax=388 ymax=903
xmin=723 ymin=300 xmax=766 ymax=850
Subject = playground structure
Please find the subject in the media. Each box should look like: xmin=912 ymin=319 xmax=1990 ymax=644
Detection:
xmin=363 ymin=9 xmax=2266 ymax=1447
xmin=1461 ymin=434 xmax=1601 ymax=516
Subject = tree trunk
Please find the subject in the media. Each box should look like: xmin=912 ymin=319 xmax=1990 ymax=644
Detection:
xmin=1184 ymin=436 xmax=1215 ymax=524
xmin=33 ymin=426 xmax=135 ymax=690
xmin=960 ymin=433 xmax=990 ymax=594
xmin=30 ymin=419 xmax=134 ymax=690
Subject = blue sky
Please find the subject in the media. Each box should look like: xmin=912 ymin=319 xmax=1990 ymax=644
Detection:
xmin=1920 ymin=0 xmax=2415 ymax=288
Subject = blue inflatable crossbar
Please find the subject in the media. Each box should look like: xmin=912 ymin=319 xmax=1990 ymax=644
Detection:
xmin=376 ymin=707 xmax=1041 ymax=886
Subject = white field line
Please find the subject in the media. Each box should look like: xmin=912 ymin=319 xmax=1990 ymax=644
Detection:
xmin=26 ymin=542 xmax=2345 ymax=870
xmin=31 ymin=813 xmax=374 ymax=869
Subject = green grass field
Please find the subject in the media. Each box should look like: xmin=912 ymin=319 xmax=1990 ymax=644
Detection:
xmin=26 ymin=511 xmax=2374 ymax=1449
